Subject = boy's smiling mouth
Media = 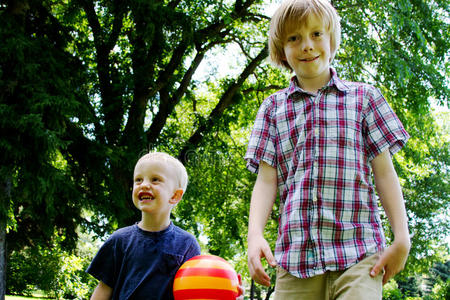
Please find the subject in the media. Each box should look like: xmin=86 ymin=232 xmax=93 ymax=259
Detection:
xmin=139 ymin=191 xmax=154 ymax=202
xmin=300 ymin=56 xmax=319 ymax=62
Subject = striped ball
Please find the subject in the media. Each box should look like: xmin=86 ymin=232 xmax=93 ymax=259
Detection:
xmin=173 ymin=254 xmax=239 ymax=300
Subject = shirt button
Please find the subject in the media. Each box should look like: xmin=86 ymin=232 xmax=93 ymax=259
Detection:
xmin=315 ymin=128 xmax=319 ymax=136
xmin=313 ymin=195 xmax=318 ymax=202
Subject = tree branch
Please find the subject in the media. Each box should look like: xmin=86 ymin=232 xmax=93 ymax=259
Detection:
xmin=146 ymin=49 xmax=208 ymax=145
xmin=149 ymin=39 xmax=192 ymax=99
xmin=123 ymin=10 xmax=161 ymax=145
xmin=126 ymin=0 xmax=261 ymax=148
xmin=81 ymin=0 xmax=124 ymax=144
xmin=106 ymin=4 xmax=126 ymax=51
xmin=178 ymin=45 xmax=268 ymax=163
xmin=80 ymin=0 xmax=103 ymax=48
xmin=242 ymin=84 xmax=284 ymax=95
xmin=195 ymin=0 xmax=259 ymax=43
xmin=168 ymin=0 xmax=182 ymax=9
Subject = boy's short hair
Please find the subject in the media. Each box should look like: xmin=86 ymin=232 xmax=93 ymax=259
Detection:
xmin=269 ymin=0 xmax=341 ymax=70
xmin=136 ymin=152 xmax=188 ymax=192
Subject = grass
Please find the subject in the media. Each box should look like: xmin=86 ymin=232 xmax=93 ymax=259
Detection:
xmin=6 ymin=291 xmax=51 ymax=299
xmin=6 ymin=297 xmax=40 ymax=300
xmin=6 ymin=296 xmax=52 ymax=300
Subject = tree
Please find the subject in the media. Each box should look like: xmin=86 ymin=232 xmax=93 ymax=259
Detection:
xmin=1 ymin=0 xmax=270 ymax=296
xmin=1 ymin=0 xmax=449 ymax=298
xmin=0 ymin=0 xmax=95 ymax=297
xmin=424 ymin=260 xmax=450 ymax=297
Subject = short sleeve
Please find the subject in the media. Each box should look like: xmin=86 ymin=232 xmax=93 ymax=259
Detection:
xmin=245 ymin=96 xmax=277 ymax=173
xmin=170 ymin=225 xmax=201 ymax=264
xmin=184 ymin=236 xmax=201 ymax=262
xmin=363 ymin=86 xmax=409 ymax=161
xmin=86 ymin=235 xmax=118 ymax=288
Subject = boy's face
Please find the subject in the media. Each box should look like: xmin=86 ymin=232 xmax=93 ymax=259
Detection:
xmin=282 ymin=14 xmax=332 ymax=89
xmin=132 ymin=158 xmax=182 ymax=218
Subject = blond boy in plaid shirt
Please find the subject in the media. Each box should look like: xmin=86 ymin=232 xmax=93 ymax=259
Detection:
xmin=245 ymin=0 xmax=411 ymax=299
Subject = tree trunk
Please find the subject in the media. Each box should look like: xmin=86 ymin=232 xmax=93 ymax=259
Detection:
xmin=0 ymin=178 xmax=11 ymax=300
xmin=265 ymin=286 xmax=275 ymax=300
xmin=250 ymin=280 xmax=255 ymax=300
xmin=0 ymin=220 xmax=5 ymax=300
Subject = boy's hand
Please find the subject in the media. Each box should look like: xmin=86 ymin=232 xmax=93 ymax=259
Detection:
xmin=370 ymin=239 xmax=410 ymax=285
xmin=248 ymin=234 xmax=276 ymax=287
xmin=371 ymin=151 xmax=411 ymax=285
xmin=236 ymin=273 xmax=244 ymax=300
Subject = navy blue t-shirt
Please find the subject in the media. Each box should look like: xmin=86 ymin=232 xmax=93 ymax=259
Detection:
xmin=87 ymin=222 xmax=201 ymax=300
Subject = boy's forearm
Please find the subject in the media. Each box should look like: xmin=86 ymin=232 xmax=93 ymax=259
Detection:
xmin=379 ymin=179 xmax=410 ymax=245
xmin=248 ymin=183 xmax=276 ymax=237
xmin=372 ymin=151 xmax=410 ymax=245
xmin=91 ymin=281 xmax=112 ymax=300
xmin=248 ymin=161 xmax=278 ymax=238
xmin=247 ymin=161 xmax=278 ymax=286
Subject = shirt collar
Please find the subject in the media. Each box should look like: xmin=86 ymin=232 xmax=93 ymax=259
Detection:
xmin=329 ymin=67 xmax=350 ymax=92
xmin=287 ymin=67 xmax=350 ymax=97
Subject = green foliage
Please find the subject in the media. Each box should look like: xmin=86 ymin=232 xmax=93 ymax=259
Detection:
xmin=7 ymin=245 xmax=61 ymax=296
xmin=383 ymin=280 xmax=404 ymax=300
xmin=53 ymin=254 xmax=97 ymax=299
xmin=0 ymin=0 xmax=95 ymax=255
xmin=423 ymin=261 xmax=450 ymax=299
xmin=7 ymin=231 xmax=98 ymax=298
xmin=423 ymin=280 xmax=450 ymax=300
xmin=383 ymin=262 xmax=450 ymax=300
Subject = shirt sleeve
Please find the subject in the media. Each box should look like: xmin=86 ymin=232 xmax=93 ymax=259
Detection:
xmin=245 ymin=96 xmax=277 ymax=173
xmin=184 ymin=236 xmax=201 ymax=261
xmin=363 ymin=86 xmax=409 ymax=161
xmin=86 ymin=234 xmax=118 ymax=288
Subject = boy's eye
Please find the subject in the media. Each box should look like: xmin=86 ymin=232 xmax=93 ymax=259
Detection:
xmin=287 ymin=35 xmax=299 ymax=42
xmin=151 ymin=177 xmax=161 ymax=182
xmin=134 ymin=178 xmax=143 ymax=183
xmin=313 ymin=31 xmax=323 ymax=37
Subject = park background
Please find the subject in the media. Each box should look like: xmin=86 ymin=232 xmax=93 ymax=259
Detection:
xmin=0 ymin=0 xmax=448 ymax=299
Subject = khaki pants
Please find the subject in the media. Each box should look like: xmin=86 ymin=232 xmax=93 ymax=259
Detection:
xmin=274 ymin=253 xmax=383 ymax=300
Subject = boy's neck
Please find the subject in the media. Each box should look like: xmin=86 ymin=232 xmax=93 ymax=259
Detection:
xmin=138 ymin=213 xmax=171 ymax=232
xmin=295 ymin=70 xmax=332 ymax=94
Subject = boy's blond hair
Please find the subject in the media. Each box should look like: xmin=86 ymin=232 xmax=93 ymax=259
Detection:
xmin=269 ymin=0 xmax=341 ymax=70
xmin=136 ymin=152 xmax=188 ymax=192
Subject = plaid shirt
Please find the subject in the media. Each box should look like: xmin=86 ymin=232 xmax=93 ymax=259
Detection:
xmin=245 ymin=68 xmax=409 ymax=278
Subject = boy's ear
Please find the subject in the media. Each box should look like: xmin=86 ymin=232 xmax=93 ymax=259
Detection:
xmin=169 ymin=189 xmax=184 ymax=205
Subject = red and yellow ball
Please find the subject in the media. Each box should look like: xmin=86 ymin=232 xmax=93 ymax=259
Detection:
xmin=173 ymin=254 xmax=239 ymax=300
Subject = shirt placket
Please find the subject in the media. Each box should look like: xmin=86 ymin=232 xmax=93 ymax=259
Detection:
xmin=309 ymin=92 xmax=322 ymax=275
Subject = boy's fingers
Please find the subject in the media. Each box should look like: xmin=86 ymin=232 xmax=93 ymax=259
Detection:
xmin=248 ymin=257 xmax=266 ymax=283
xmin=253 ymin=263 xmax=270 ymax=286
xmin=383 ymin=264 xmax=399 ymax=285
xmin=237 ymin=274 xmax=243 ymax=297
xmin=370 ymin=255 xmax=386 ymax=277
xmin=255 ymin=272 xmax=271 ymax=287
xmin=370 ymin=265 xmax=379 ymax=277
xmin=383 ymin=271 xmax=391 ymax=285
xmin=249 ymin=256 xmax=271 ymax=286
xmin=262 ymin=246 xmax=277 ymax=267
xmin=248 ymin=238 xmax=275 ymax=286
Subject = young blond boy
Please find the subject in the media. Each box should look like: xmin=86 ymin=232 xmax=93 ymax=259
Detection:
xmin=245 ymin=0 xmax=411 ymax=299
xmin=87 ymin=152 xmax=201 ymax=299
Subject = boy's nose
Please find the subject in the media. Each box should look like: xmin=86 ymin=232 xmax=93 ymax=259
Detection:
xmin=141 ymin=179 xmax=152 ymax=189
xmin=302 ymin=38 xmax=313 ymax=52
